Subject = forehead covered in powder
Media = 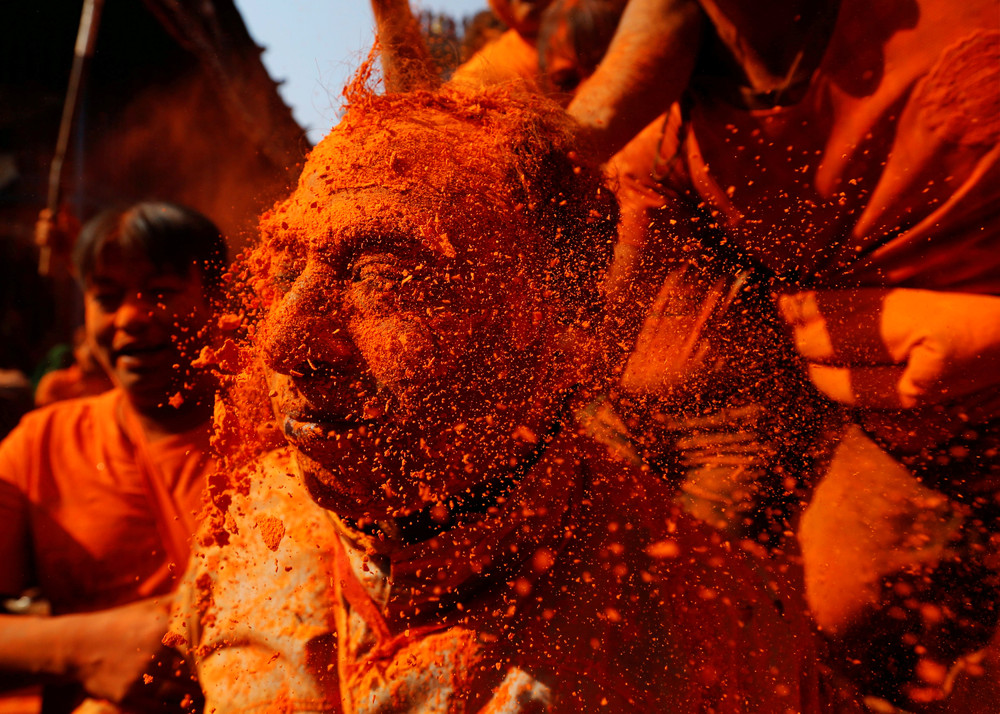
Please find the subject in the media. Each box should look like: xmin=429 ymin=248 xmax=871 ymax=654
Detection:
xmin=306 ymin=98 xmax=517 ymax=199
xmin=258 ymin=84 xmax=618 ymax=314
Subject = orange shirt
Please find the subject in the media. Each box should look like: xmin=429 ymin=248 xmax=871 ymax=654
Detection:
xmin=682 ymin=0 xmax=1000 ymax=292
xmin=0 ymin=389 xmax=213 ymax=613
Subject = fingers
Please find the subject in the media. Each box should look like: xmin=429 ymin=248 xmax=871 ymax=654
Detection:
xmin=622 ymin=268 xmax=718 ymax=394
xmin=778 ymin=291 xmax=833 ymax=360
xmin=646 ymin=264 xmax=695 ymax=321
xmin=900 ymin=337 xmax=1000 ymax=406
xmin=898 ymin=340 xmax=948 ymax=406
xmin=123 ymin=647 xmax=200 ymax=712
xmin=621 ymin=319 xmax=708 ymax=393
xmin=659 ymin=403 xmax=763 ymax=431
xmin=782 ymin=289 xmax=1000 ymax=410
xmin=807 ymin=338 xmax=967 ymax=408
xmin=807 ymin=363 xmax=908 ymax=407
xmin=807 ymin=352 xmax=950 ymax=408
xmin=777 ymin=289 xmax=892 ymax=365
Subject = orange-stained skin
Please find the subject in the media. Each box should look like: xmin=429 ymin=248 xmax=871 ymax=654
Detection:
xmin=245 ymin=83 xmax=615 ymax=520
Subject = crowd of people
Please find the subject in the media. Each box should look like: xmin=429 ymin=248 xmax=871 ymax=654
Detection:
xmin=1 ymin=0 xmax=998 ymax=712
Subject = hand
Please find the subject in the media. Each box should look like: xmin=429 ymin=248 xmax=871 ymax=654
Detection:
xmin=620 ymin=267 xmax=747 ymax=399
xmin=33 ymin=207 xmax=79 ymax=252
xmin=778 ymin=288 xmax=1000 ymax=409
xmin=65 ymin=597 xmax=198 ymax=710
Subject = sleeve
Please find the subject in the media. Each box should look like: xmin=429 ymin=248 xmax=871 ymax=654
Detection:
xmin=0 ymin=424 xmax=35 ymax=598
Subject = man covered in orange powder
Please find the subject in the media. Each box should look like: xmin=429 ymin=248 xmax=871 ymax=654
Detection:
xmin=0 ymin=202 xmax=225 ymax=713
xmin=168 ymin=49 xmax=862 ymax=707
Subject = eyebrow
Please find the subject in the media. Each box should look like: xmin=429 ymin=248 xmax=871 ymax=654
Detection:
xmin=88 ymin=271 xmax=191 ymax=289
xmin=88 ymin=276 xmax=121 ymax=290
xmin=309 ymin=223 xmax=432 ymax=270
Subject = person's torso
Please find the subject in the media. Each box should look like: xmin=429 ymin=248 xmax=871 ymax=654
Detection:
xmin=329 ymin=435 xmax=823 ymax=712
xmin=683 ymin=0 xmax=1000 ymax=291
xmin=3 ymin=390 xmax=212 ymax=611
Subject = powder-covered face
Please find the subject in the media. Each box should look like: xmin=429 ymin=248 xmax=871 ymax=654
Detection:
xmin=254 ymin=110 xmax=567 ymax=520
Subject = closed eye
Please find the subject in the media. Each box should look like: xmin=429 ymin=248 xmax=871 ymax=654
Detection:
xmin=267 ymin=255 xmax=305 ymax=297
xmin=351 ymin=254 xmax=405 ymax=287
xmin=271 ymin=271 xmax=299 ymax=295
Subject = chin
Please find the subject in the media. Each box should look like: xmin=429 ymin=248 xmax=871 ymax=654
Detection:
xmin=295 ymin=449 xmax=380 ymax=515
xmin=120 ymin=382 xmax=175 ymax=412
xmin=277 ymin=402 xmax=526 ymax=521
xmin=292 ymin=447 xmax=430 ymax=520
xmin=280 ymin=419 xmax=414 ymax=518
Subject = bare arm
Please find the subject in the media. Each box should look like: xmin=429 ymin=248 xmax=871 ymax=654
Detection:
xmin=0 ymin=598 xmax=193 ymax=707
xmin=778 ymin=289 xmax=1000 ymax=409
xmin=0 ymin=612 xmax=72 ymax=690
xmin=567 ymin=0 xmax=704 ymax=162
xmin=370 ymin=0 xmax=439 ymax=92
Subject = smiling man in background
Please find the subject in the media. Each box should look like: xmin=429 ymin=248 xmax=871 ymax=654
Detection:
xmin=0 ymin=202 xmax=225 ymax=713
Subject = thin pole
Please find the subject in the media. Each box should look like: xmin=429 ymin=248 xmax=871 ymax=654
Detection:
xmin=38 ymin=0 xmax=104 ymax=276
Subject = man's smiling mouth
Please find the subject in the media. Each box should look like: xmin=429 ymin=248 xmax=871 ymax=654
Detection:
xmin=113 ymin=343 xmax=171 ymax=367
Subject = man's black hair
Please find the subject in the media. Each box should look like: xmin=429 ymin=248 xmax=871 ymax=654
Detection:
xmin=74 ymin=202 xmax=228 ymax=291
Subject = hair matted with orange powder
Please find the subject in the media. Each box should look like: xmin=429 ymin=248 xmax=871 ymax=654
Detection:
xmin=256 ymin=78 xmax=619 ymax=321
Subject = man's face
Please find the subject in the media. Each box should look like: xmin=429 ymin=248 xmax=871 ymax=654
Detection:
xmin=84 ymin=246 xmax=211 ymax=413
xmin=255 ymin=117 xmax=561 ymax=520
